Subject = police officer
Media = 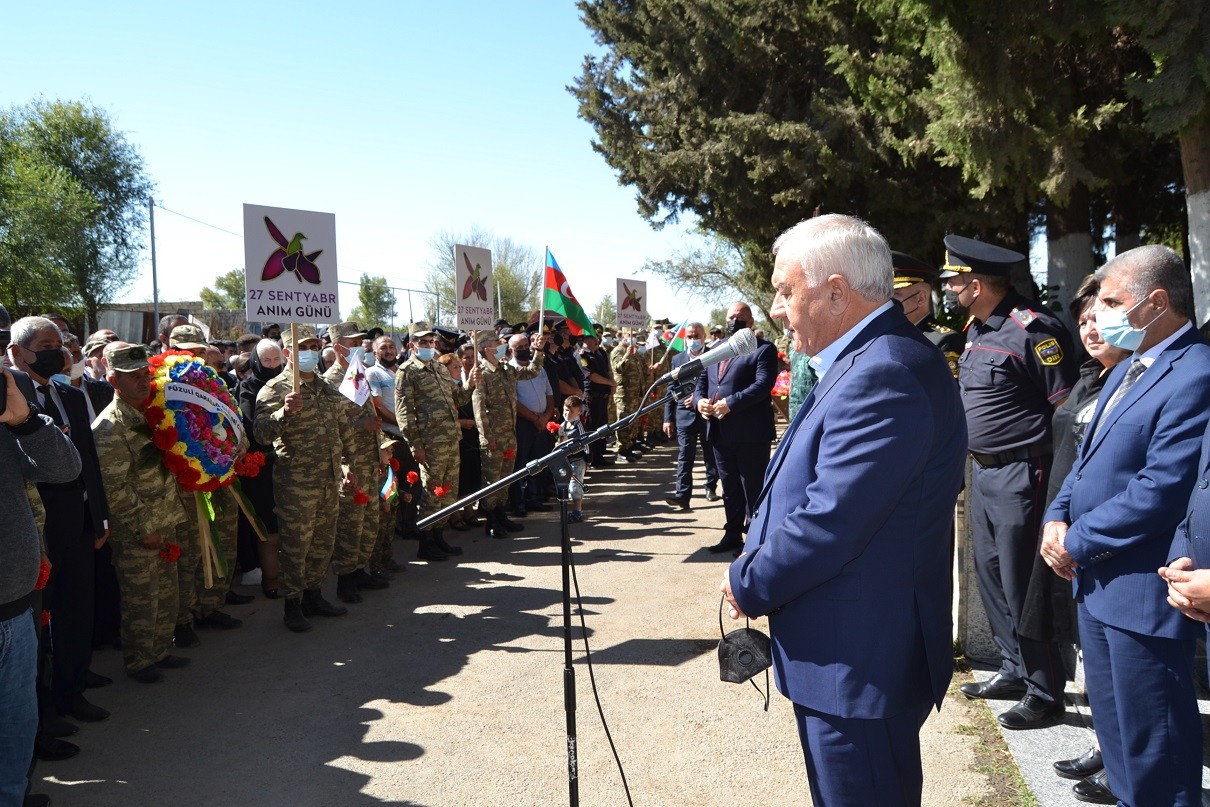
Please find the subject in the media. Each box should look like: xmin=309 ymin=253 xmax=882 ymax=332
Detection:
xmin=253 ymin=324 xmax=357 ymax=633
xmin=892 ymin=250 xmax=965 ymax=379
xmin=942 ymin=235 xmax=1076 ymax=730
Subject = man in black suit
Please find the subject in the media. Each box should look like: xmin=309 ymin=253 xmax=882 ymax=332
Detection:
xmin=663 ymin=321 xmax=718 ymax=509
xmin=693 ymin=302 xmax=778 ymax=553
xmin=8 ymin=317 xmax=112 ymax=728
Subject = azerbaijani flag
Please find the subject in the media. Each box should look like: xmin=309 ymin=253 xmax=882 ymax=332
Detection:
xmin=380 ymin=466 xmax=398 ymax=504
xmin=662 ymin=319 xmax=689 ymax=352
xmin=543 ymin=249 xmax=596 ymax=336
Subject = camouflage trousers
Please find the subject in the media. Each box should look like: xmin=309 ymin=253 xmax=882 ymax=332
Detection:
xmin=614 ymin=392 xmax=643 ymax=449
xmin=174 ymin=492 xmax=238 ymax=623
xmin=418 ymin=444 xmax=459 ymax=528
xmin=111 ymin=535 xmax=178 ymax=674
xmin=369 ymin=499 xmax=396 ymax=572
xmin=275 ymin=467 xmax=340 ymax=600
xmin=480 ymin=440 xmax=516 ymax=510
xmin=332 ymin=459 xmax=382 ymax=575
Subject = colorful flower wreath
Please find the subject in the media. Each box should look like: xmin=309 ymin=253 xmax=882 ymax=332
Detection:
xmin=145 ymin=351 xmax=245 ymax=492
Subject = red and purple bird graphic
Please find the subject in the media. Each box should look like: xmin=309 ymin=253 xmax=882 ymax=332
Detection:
xmin=261 ymin=216 xmax=322 ymax=284
xmin=621 ymin=282 xmax=643 ymax=312
xmin=461 ymin=252 xmax=489 ymax=301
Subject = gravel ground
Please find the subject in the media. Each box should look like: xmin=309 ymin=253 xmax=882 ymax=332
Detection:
xmin=37 ymin=439 xmax=994 ymax=806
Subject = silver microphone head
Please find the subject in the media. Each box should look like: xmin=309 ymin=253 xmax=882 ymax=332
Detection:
xmin=730 ymin=327 xmax=758 ymax=356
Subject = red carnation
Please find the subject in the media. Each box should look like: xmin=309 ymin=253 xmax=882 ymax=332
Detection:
xmin=35 ymin=559 xmax=51 ymax=590
xmin=389 ymin=457 xmax=400 ymax=472
xmin=433 ymin=484 xmax=448 ymax=498
xmin=159 ymin=543 xmax=181 ymax=563
xmin=178 ymin=467 xmax=202 ymax=487
xmin=406 ymin=471 xmax=419 ymax=485
xmin=152 ymin=426 xmax=179 ymax=452
xmin=145 ymin=407 xmax=164 ymax=427
xmin=41 ymin=610 xmax=51 ymax=628
xmin=235 ymin=451 xmax=266 ymax=477
xmin=502 ymin=448 xmax=516 ymax=460
xmin=353 ymin=488 xmax=371 ymax=506
xmin=546 ymin=421 xmax=560 ymax=433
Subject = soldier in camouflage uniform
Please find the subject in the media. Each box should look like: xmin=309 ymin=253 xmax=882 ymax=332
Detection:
xmin=253 ymin=324 xmax=357 ymax=633
xmin=91 ymin=343 xmax=190 ymax=683
xmin=322 ymin=322 xmax=389 ymax=605
xmin=610 ymin=330 xmax=647 ymax=462
xmin=472 ymin=329 xmax=546 ymax=538
xmin=395 ymin=322 xmax=477 ymax=561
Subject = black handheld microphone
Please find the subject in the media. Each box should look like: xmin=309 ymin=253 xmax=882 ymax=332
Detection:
xmin=656 ymin=328 xmax=758 ymax=385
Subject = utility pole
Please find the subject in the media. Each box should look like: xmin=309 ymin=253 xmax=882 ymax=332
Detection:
xmin=149 ymin=196 xmax=160 ymax=330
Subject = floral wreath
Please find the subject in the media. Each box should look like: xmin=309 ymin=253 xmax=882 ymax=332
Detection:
xmin=145 ymin=351 xmax=245 ymax=491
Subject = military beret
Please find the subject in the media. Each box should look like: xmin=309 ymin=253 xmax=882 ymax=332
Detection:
xmin=939 ymin=235 xmax=1025 ymax=279
xmin=891 ymin=251 xmax=941 ymax=289
xmin=169 ymin=324 xmax=208 ymax=350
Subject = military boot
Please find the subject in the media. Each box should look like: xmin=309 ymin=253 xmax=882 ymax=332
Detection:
xmin=354 ymin=569 xmax=390 ymax=589
xmin=336 ymin=573 xmax=363 ymax=604
xmin=432 ymin=527 xmax=463 ymax=555
xmin=484 ymin=511 xmax=505 ymax=539
xmin=496 ymin=506 xmax=524 ymax=532
xmin=416 ymin=531 xmax=449 ymax=561
xmin=283 ymin=598 xmax=312 ymax=633
xmin=301 ymin=588 xmax=348 ymax=617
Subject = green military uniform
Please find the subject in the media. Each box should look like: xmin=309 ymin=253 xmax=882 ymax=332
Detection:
xmin=253 ymin=328 xmax=355 ymax=604
xmin=322 ymin=324 xmax=383 ymax=581
xmin=472 ymin=332 xmax=545 ymax=524
xmin=610 ymin=336 xmax=646 ymax=456
xmin=394 ymin=324 xmax=472 ymax=534
xmin=92 ymin=382 xmax=186 ymax=675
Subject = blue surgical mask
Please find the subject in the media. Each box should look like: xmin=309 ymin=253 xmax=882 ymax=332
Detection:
xmin=363 ymin=354 xmax=375 ymax=367
xmin=346 ymin=346 xmax=364 ymax=365
xmin=295 ymin=350 xmax=320 ymax=373
xmin=50 ymin=373 xmax=71 ymax=386
xmin=637 ymin=345 xmax=648 ymax=355
xmin=1095 ymin=296 xmax=1164 ymax=352
xmin=687 ymin=339 xmax=704 ymax=353
xmin=495 ymin=344 xmax=508 ymax=361
xmin=416 ymin=347 xmax=436 ymax=362
xmin=602 ymin=337 xmax=613 ymax=347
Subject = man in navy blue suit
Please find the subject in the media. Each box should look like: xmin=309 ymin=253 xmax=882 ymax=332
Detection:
xmin=722 ymin=215 xmax=966 ymax=806
xmin=662 ymin=321 xmax=717 ymax=509
xmin=693 ymin=302 xmax=778 ymax=553
xmin=1042 ymin=245 xmax=1210 ymax=807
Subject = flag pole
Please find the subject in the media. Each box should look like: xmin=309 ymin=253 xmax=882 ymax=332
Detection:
xmin=539 ymin=246 xmax=547 ymax=332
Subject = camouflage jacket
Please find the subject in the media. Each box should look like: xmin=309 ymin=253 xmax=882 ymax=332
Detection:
xmin=91 ymin=397 xmax=187 ymax=542
xmin=395 ymin=356 xmax=471 ymax=451
xmin=472 ymin=353 xmax=545 ymax=448
xmin=253 ymin=370 xmax=354 ymax=483
xmin=610 ymin=345 xmax=646 ymax=397
xmin=322 ymin=361 xmax=382 ymax=463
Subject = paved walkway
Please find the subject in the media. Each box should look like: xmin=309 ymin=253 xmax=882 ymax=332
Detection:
xmin=37 ymin=438 xmax=995 ymax=806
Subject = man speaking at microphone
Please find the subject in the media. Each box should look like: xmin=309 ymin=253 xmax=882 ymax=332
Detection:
xmin=693 ymin=301 xmax=778 ymax=554
xmin=722 ymin=215 xmax=966 ymax=807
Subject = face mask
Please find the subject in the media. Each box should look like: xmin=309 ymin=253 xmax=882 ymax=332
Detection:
xmin=495 ymin=344 xmax=508 ymax=361
xmin=416 ymin=347 xmax=436 ymax=362
xmin=602 ymin=337 xmax=613 ymax=347
xmin=514 ymin=349 xmax=532 ymax=363
xmin=345 ymin=346 xmax=364 ymax=365
xmin=70 ymin=360 xmax=86 ymax=380
xmin=687 ymin=339 xmax=704 ymax=353
xmin=637 ymin=345 xmax=648 ymax=355
xmin=726 ymin=318 xmax=748 ymax=336
xmin=26 ymin=347 xmax=66 ymax=380
xmin=363 ymin=354 xmax=375 ymax=367
xmin=1095 ymin=296 xmax=1164 ymax=352
xmin=295 ymin=350 xmax=320 ymax=373
xmin=255 ymin=362 xmax=283 ymax=382
xmin=943 ymin=283 xmax=971 ymax=319
xmin=50 ymin=373 xmax=70 ymax=386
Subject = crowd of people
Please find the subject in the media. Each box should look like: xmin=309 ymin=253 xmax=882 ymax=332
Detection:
xmin=7 ymin=220 xmax=1210 ymax=805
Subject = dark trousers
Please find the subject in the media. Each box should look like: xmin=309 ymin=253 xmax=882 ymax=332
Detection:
xmin=509 ymin=418 xmax=547 ymax=509
xmin=39 ymin=486 xmax=95 ymax=710
xmin=587 ymin=391 xmax=608 ymax=465
xmin=673 ymin=419 xmax=717 ymax=499
xmin=793 ymin=696 xmax=933 ymax=807
xmin=1079 ymin=605 xmax=1201 ymax=807
xmin=712 ymin=440 xmax=770 ymax=542
xmin=969 ymin=456 xmax=1064 ymax=701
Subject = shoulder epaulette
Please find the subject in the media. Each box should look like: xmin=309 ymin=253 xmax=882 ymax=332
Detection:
xmin=1010 ymin=307 xmax=1038 ymax=329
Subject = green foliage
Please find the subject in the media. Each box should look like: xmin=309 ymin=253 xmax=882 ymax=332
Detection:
xmin=199 ymin=268 xmax=246 ymax=311
xmin=348 ymin=274 xmax=397 ymax=330
xmin=592 ymin=294 xmax=617 ymax=328
xmin=424 ymin=227 xmax=540 ymax=326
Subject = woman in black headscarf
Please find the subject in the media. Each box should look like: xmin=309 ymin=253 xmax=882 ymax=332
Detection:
xmin=236 ymin=339 xmax=284 ymax=597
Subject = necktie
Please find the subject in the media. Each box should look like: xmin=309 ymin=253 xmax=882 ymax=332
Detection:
xmin=36 ymin=384 xmax=66 ymax=431
xmin=1093 ymin=360 xmax=1145 ymax=440
xmin=718 ymin=358 xmax=731 ymax=378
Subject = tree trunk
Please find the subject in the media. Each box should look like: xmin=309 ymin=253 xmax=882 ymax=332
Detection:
xmin=1113 ymin=183 xmax=1142 ymax=253
xmin=1181 ymin=108 xmax=1210 ymax=328
xmin=1047 ymin=184 xmax=1094 ymax=328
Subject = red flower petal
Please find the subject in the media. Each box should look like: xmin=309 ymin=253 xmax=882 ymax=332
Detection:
xmin=546 ymin=421 xmax=560 ymax=433
xmin=502 ymin=448 xmax=516 ymax=460
xmin=35 ymin=559 xmax=51 ymax=590
xmin=41 ymin=610 xmax=51 ymax=627
xmin=406 ymin=471 xmax=419 ymax=484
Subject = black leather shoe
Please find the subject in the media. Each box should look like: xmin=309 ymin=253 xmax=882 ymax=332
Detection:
xmin=1055 ymin=747 xmax=1103 ymax=780
xmin=35 ymin=734 xmax=79 ymax=761
xmin=173 ymin=623 xmax=200 ymax=648
xmin=997 ymin=694 xmax=1065 ymax=730
xmin=958 ymin=673 xmax=1027 ymax=700
xmin=704 ymin=487 xmax=719 ymax=502
xmin=61 ymin=694 xmax=110 ymax=723
xmin=156 ymin=654 xmax=191 ymax=669
xmin=42 ymin=716 xmax=78 ymax=738
xmin=129 ymin=665 xmax=165 ymax=684
xmin=225 ymin=590 xmax=255 ymax=605
xmin=194 ymin=610 xmax=242 ymax=630
xmin=83 ymin=670 xmax=112 ymax=689
xmin=665 ymin=496 xmax=690 ymax=510
xmin=1073 ymin=769 xmax=1117 ymax=804
xmin=23 ymin=793 xmax=51 ymax=807
xmin=707 ymin=538 xmax=743 ymax=554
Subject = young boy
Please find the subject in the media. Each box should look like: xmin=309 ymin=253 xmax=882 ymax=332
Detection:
xmin=555 ymin=395 xmax=588 ymax=522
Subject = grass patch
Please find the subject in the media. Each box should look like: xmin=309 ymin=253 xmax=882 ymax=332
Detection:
xmin=949 ymin=665 xmax=1039 ymax=807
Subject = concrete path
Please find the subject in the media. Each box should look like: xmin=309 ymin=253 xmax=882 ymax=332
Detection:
xmin=37 ymin=439 xmax=994 ymax=806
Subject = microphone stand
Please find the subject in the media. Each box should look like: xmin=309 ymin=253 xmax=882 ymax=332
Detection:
xmin=418 ymin=377 xmax=699 ymax=807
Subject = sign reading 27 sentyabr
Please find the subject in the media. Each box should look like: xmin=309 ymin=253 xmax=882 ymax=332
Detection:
xmin=242 ymin=204 xmax=340 ymax=323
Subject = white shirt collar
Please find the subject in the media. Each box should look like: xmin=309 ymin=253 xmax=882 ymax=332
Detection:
xmin=807 ymin=301 xmax=893 ymax=380
xmin=1135 ymin=320 xmax=1192 ymax=367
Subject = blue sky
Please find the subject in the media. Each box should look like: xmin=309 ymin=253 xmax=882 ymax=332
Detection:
xmin=2 ymin=1 xmax=717 ymax=326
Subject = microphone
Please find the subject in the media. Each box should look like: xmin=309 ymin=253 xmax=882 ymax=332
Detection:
xmin=656 ymin=328 xmax=758 ymax=385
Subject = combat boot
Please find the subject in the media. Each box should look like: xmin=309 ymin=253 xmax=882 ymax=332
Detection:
xmin=301 ymin=588 xmax=348 ymax=617
xmin=496 ymin=506 xmax=524 ymax=532
xmin=283 ymin=598 xmax=312 ymax=633
xmin=416 ymin=531 xmax=449 ymax=561
xmin=432 ymin=527 xmax=463 ymax=555
xmin=354 ymin=569 xmax=390 ymax=589
xmin=484 ymin=511 xmax=505 ymax=539
xmin=336 ymin=573 xmax=363 ymax=604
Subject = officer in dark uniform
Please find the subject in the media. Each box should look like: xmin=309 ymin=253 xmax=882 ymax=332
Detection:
xmin=578 ymin=329 xmax=615 ymax=467
xmin=891 ymin=250 xmax=965 ymax=378
xmin=942 ymin=235 xmax=1077 ymax=731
